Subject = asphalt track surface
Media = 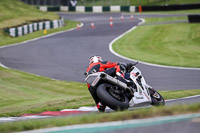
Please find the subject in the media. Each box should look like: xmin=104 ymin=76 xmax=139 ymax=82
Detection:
xmin=0 ymin=13 xmax=200 ymax=133
xmin=0 ymin=13 xmax=200 ymax=91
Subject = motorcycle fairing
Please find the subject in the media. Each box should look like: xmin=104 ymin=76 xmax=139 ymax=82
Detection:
xmin=129 ymin=67 xmax=152 ymax=107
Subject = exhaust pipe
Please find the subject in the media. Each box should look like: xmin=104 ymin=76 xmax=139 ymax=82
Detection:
xmin=100 ymin=73 xmax=128 ymax=91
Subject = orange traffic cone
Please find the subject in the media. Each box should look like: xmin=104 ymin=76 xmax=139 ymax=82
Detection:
xmin=77 ymin=24 xmax=80 ymax=30
xmin=91 ymin=22 xmax=95 ymax=29
xmin=110 ymin=21 xmax=113 ymax=27
xmin=120 ymin=15 xmax=124 ymax=21
xmin=130 ymin=15 xmax=134 ymax=20
xmin=109 ymin=16 xmax=113 ymax=22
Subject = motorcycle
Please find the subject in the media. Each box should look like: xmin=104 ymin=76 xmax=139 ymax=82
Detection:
xmin=85 ymin=62 xmax=165 ymax=111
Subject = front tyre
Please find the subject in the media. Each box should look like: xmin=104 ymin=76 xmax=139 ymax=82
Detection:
xmin=96 ymin=84 xmax=129 ymax=111
xmin=149 ymin=88 xmax=165 ymax=106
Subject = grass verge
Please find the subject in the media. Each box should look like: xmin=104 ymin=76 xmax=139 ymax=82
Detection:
xmin=0 ymin=67 xmax=93 ymax=117
xmin=113 ymin=13 xmax=200 ymax=68
xmin=159 ymin=90 xmax=200 ymax=100
xmin=144 ymin=16 xmax=187 ymax=23
xmin=0 ymin=103 xmax=200 ymax=133
xmin=0 ymin=0 xmax=59 ymax=29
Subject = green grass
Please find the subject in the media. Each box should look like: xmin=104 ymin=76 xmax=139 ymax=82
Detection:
xmin=0 ymin=67 xmax=93 ymax=117
xmin=0 ymin=0 xmax=59 ymax=29
xmin=159 ymin=90 xmax=200 ymax=100
xmin=113 ymin=15 xmax=200 ymax=68
xmin=144 ymin=16 xmax=187 ymax=23
xmin=0 ymin=103 xmax=200 ymax=133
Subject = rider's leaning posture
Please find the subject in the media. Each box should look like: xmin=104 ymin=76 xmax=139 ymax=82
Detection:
xmin=86 ymin=55 xmax=134 ymax=112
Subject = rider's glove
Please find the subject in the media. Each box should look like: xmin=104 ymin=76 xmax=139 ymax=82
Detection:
xmin=84 ymin=72 xmax=88 ymax=77
xmin=126 ymin=63 xmax=134 ymax=72
xmin=120 ymin=64 xmax=126 ymax=74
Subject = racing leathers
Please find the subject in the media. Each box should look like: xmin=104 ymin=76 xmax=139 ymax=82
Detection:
xmin=86 ymin=61 xmax=131 ymax=112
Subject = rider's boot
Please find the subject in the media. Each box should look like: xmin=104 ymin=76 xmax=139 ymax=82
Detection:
xmin=97 ymin=102 xmax=106 ymax=112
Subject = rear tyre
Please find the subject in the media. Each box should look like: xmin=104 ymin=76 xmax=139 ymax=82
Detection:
xmin=96 ymin=84 xmax=129 ymax=111
xmin=149 ymin=88 xmax=165 ymax=106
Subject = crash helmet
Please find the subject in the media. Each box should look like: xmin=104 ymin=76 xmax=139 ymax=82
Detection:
xmin=89 ymin=55 xmax=102 ymax=64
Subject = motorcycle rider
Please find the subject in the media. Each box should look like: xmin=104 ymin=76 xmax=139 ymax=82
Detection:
xmin=85 ymin=55 xmax=135 ymax=112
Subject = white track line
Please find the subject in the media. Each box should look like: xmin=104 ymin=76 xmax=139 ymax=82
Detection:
xmin=166 ymin=95 xmax=200 ymax=102
xmin=109 ymin=18 xmax=200 ymax=70
xmin=0 ymin=62 xmax=9 ymax=69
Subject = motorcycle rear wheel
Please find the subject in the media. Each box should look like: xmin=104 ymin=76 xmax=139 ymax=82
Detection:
xmin=149 ymin=88 xmax=165 ymax=106
xmin=97 ymin=84 xmax=129 ymax=111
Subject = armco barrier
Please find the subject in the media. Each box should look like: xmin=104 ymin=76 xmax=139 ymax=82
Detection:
xmin=38 ymin=5 xmax=136 ymax=12
xmin=110 ymin=6 xmax=121 ymax=12
xmin=103 ymin=6 xmax=110 ymax=12
xmin=85 ymin=7 xmax=93 ymax=12
xmin=93 ymin=6 xmax=103 ymax=13
xmin=121 ymin=6 xmax=130 ymax=12
xmin=37 ymin=3 xmax=200 ymax=13
xmin=76 ymin=6 xmax=85 ymax=12
xmin=47 ymin=6 xmax=60 ymax=11
xmin=188 ymin=15 xmax=200 ymax=23
xmin=4 ymin=18 xmax=64 ymax=37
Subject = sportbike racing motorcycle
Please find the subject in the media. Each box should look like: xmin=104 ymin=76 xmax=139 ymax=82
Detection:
xmin=85 ymin=62 xmax=165 ymax=111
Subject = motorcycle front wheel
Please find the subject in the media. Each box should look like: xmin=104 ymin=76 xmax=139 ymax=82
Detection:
xmin=96 ymin=84 xmax=129 ymax=111
xmin=149 ymin=88 xmax=165 ymax=106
